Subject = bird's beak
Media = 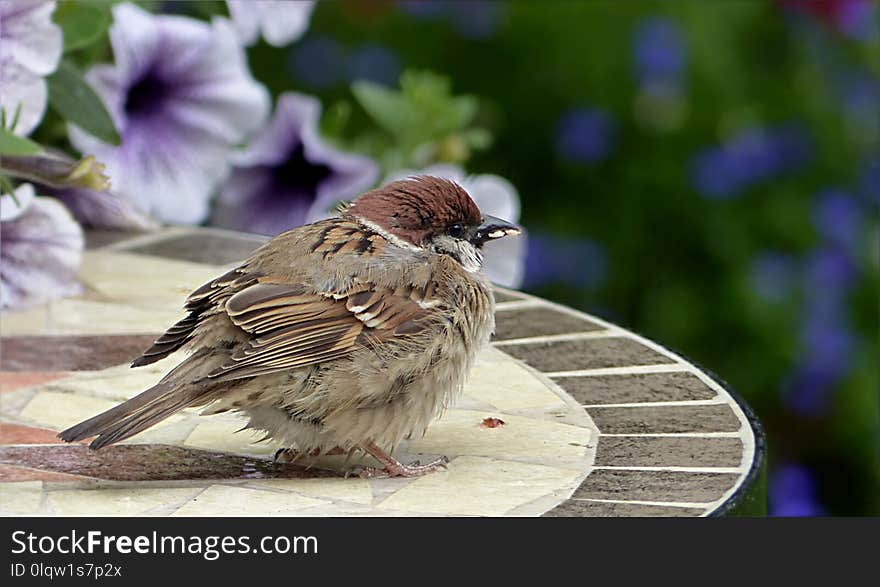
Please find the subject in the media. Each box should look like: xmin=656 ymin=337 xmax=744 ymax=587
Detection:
xmin=472 ymin=215 xmax=522 ymax=246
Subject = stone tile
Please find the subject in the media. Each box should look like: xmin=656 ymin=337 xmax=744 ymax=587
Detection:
xmin=183 ymin=418 xmax=279 ymax=458
xmin=377 ymin=456 xmax=581 ymax=516
xmin=573 ymin=470 xmax=740 ymax=502
xmin=492 ymin=307 xmax=603 ymax=341
xmin=0 ymin=445 xmax=336 ymax=482
xmin=553 ymin=371 xmax=718 ymax=405
xmin=0 ymin=372 xmax=69 ymax=393
xmin=587 ymin=404 xmax=742 ymax=434
xmin=406 ymin=409 xmax=591 ymax=460
xmin=595 ymin=436 xmax=744 ymax=468
xmin=463 ymin=349 xmax=565 ymax=411
xmin=0 ymin=481 xmax=44 ymax=514
xmin=492 ymin=289 xmax=527 ymax=303
xmin=543 ymin=499 xmax=706 ymax=517
xmin=248 ymin=478 xmax=373 ymax=505
xmin=47 ymin=299 xmax=186 ymax=336
xmin=501 ymin=337 xmax=674 ymax=373
xmin=0 ymin=464 xmax=87 ymax=483
xmin=0 ymin=335 xmax=159 ymax=371
xmin=0 ymin=423 xmax=75 ymax=445
xmin=85 ymin=230 xmax=141 ymax=250
xmin=19 ymin=391 xmax=120 ymax=432
xmin=78 ymin=251 xmax=224 ymax=310
xmin=48 ymin=487 xmax=203 ymax=516
xmin=171 ymin=485 xmax=329 ymax=516
xmin=45 ymin=361 xmax=172 ymax=402
xmin=124 ymin=232 xmax=268 ymax=266
xmin=0 ymin=306 xmax=50 ymax=336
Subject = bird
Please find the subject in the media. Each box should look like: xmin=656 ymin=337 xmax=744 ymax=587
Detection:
xmin=59 ymin=176 xmax=522 ymax=478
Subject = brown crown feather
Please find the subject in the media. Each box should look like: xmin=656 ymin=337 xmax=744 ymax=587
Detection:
xmin=346 ymin=176 xmax=482 ymax=246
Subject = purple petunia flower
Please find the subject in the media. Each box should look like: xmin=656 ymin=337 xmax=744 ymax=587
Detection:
xmin=0 ymin=0 xmax=62 ymax=136
xmin=68 ymin=3 xmax=270 ymax=225
xmin=554 ymin=108 xmax=616 ymax=164
xmin=1 ymin=183 xmax=84 ymax=311
xmin=383 ymin=164 xmax=526 ymax=288
xmin=213 ymin=92 xmax=378 ymax=237
xmin=227 ymin=0 xmax=315 ymax=47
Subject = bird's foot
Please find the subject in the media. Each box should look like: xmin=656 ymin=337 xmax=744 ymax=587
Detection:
xmin=352 ymin=440 xmax=449 ymax=478
xmin=352 ymin=456 xmax=449 ymax=479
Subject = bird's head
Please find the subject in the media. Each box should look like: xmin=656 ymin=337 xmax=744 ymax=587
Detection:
xmin=346 ymin=176 xmax=522 ymax=272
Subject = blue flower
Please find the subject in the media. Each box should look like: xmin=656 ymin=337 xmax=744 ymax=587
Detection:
xmin=750 ymin=252 xmax=798 ymax=302
xmin=690 ymin=147 xmax=744 ymax=199
xmin=856 ymin=158 xmax=879 ymax=207
xmin=554 ymin=108 xmax=616 ymax=164
xmin=812 ymin=188 xmax=861 ymax=252
xmin=449 ymin=1 xmax=504 ymax=40
xmin=213 ymin=93 xmax=378 ymax=236
xmin=347 ymin=43 xmax=401 ymax=86
xmin=690 ymin=125 xmax=812 ymax=199
xmin=523 ymin=233 xmax=606 ymax=290
xmin=631 ymin=17 xmax=686 ymax=87
xmin=769 ymin=463 xmax=825 ymax=517
xmin=288 ymin=35 xmax=346 ymax=89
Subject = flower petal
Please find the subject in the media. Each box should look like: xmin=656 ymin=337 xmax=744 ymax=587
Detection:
xmin=0 ymin=0 xmax=62 ymax=76
xmin=0 ymin=184 xmax=84 ymax=311
xmin=227 ymin=0 xmax=315 ymax=47
xmin=0 ymin=59 xmax=47 ymax=136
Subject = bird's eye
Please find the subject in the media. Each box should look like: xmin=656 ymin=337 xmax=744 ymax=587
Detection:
xmin=448 ymin=223 xmax=465 ymax=238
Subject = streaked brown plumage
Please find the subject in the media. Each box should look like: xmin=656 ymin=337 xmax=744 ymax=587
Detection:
xmin=59 ymin=176 xmax=522 ymax=477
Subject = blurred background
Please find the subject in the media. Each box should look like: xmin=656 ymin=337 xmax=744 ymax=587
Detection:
xmin=3 ymin=0 xmax=877 ymax=515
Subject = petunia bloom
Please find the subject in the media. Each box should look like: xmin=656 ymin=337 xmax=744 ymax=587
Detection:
xmin=1 ymin=183 xmax=84 ymax=311
xmin=213 ymin=92 xmax=379 ymax=236
xmin=68 ymin=3 xmax=270 ymax=224
xmin=227 ymin=0 xmax=315 ymax=47
xmin=383 ymin=164 xmax=526 ymax=288
xmin=0 ymin=0 xmax=62 ymax=136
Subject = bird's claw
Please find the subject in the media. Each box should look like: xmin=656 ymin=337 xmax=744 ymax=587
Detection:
xmin=350 ymin=455 xmax=449 ymax=479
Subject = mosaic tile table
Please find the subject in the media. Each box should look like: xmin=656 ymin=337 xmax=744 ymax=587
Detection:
xmin=0 ymin=227 xmax=765 ymax=517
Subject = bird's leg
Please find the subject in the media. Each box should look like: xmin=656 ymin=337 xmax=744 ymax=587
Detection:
xmin=355 ymin=440 xmax=449 ymax=478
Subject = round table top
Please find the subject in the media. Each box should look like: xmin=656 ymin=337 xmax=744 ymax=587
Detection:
xmin=0 ymin=227 xmax=764 ymax=517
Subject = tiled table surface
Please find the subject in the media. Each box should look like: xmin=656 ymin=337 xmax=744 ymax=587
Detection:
xmin=0 ymin=227 xmax=764 ymax=517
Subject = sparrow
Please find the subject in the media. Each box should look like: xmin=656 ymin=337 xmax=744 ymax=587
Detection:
xmin=59 ymin=176 xmax=522 ymax=477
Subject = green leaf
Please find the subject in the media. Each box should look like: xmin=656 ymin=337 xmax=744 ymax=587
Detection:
xmin=0 ymin=128 xmax=43 ymax=156
xmin=47 ymin=60 xmax=121 ymax=145
xmin=53 ymin=1 xmax=113 ymax=53
xmin=351 ymin=81 xmax=412 ymax=137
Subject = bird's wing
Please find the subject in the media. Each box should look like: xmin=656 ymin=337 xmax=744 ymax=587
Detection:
xmin=205 ymin=279 xmax=440 ymax=381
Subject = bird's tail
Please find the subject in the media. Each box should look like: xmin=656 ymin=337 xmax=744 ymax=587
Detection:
xmin=58 ymin=381 xmax=205 ymax=450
